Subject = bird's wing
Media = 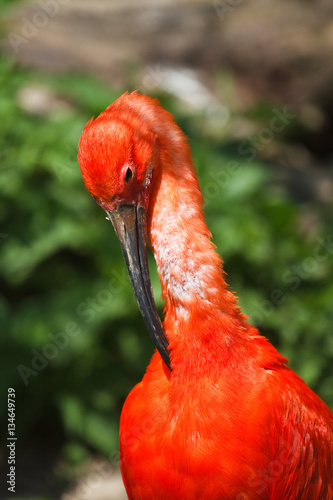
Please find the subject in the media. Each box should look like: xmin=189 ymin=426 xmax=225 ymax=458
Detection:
xmin=266 ymin=367 xmax=333 ymax=500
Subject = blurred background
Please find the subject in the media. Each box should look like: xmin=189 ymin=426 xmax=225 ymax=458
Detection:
xmin=1 ymin=0 xmax=333 ymax=498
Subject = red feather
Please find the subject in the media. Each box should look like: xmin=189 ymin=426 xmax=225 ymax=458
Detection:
xmin=78 ymin=91 xmax=333 ymax=499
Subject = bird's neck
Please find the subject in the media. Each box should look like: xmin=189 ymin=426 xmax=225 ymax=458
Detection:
xmin=148 ymin=135 xmax=249 ymax=370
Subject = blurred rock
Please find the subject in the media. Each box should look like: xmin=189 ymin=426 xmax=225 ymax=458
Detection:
xmin=17 ymin=83 xmax=73 ymax=115
xmin=62 ymin=462 xmax=127 ymax=500
xmin=2 ymin=0 xmax=333 ymax=109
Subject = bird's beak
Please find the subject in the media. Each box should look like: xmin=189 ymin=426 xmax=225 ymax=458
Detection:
xmin=106 ymin=204 xmax=171 ymax=371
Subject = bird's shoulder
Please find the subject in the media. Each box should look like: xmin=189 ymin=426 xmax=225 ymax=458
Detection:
xmin=261 ymin=366 xmax=333 ymax=499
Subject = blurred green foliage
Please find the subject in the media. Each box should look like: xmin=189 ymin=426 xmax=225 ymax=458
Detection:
xmin=0 ymin=53 xmax=332 ymax=496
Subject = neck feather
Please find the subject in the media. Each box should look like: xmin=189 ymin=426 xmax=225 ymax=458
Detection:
xmin=147 ymin=129 xmax=249 ymax=366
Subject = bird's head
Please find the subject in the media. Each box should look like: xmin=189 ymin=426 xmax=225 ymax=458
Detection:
xmin=77 ymin=93 xmax=171 ymax=370
xmin=78 ymin=110 xmax=157 ymax=212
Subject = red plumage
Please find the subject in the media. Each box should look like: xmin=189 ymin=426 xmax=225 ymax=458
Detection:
xmin=78 ymin=91 xmax=333 ymax=499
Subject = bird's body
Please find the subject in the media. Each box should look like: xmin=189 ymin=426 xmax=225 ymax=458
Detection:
xmin=78 ymin=91 xmax=333 ymax=499
xmin=121 ymin=354 xmax=332 ymax=499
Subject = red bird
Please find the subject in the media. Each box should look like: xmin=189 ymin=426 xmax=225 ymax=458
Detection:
xmin=78 ymin=91 xmax=333 ymax=499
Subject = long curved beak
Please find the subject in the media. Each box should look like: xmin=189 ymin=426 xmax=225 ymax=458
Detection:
xmin=106 ymin=204 xmax=171 ymax=371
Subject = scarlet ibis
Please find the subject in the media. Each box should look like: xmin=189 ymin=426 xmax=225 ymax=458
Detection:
xmin=78 ymin=91 xmax=333 ymax=499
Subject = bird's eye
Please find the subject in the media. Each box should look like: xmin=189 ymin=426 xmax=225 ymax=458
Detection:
xmin=125 ymin=167 xmax=133 ymax=183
